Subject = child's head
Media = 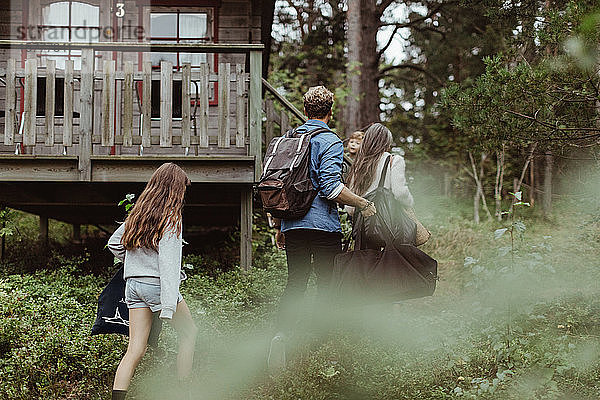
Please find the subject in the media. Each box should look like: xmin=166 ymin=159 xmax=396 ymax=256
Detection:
xmin=145 ymin=162 xmax=191 ymax=203
xmin=347 ymin=131 xmax=364 ymax=155
xmin=122 ymin=163 xmax=190 ymax=250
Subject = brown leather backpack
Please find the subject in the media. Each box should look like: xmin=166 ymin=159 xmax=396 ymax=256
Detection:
xmin=257 ymin=127 xmax=330 ymax=219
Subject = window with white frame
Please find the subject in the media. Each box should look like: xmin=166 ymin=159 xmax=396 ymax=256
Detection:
xmin=148 ymin=8 xmax=216 ymax=117
xmin=41 ymin=1 xmax=101 ymax=70
xmin=149 ymin=10 xmax=213 ymax=69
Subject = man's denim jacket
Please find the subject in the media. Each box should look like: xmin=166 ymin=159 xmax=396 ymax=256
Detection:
xmin=281 ymin=119 xmax=344 ymax=234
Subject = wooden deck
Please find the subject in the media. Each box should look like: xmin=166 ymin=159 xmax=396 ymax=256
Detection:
xmin=0 ymin=41 xmax=264 ymax=182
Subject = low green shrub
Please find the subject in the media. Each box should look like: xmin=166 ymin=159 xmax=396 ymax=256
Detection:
xmin=0 ymin=262 xmax=124 ymax=399
xmin=1 ymin=203 xmax=600 ymax=400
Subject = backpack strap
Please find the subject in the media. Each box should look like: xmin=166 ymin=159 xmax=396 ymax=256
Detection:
xmin=289 ymin=132 xmax=310 ymax=171
xmin=377 ymin=155 xmax=392 ymax=189
xmin=261 ymin=136 xmax=286 ymax=178
xmin=288 ymin=127 xmax=332 ymax=138
xmin=308 ymin=127 xmax=332 ymax=137
xmin=285 ymin=127 xmax=299 ymax=138
xmin=284 ymin=127 xmax=333 ymax=172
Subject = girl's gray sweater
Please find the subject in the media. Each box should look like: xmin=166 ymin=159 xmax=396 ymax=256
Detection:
xmin=107 ymin=223 xmax=182 ymax=320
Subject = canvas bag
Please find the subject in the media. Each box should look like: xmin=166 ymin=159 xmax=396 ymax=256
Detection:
xmin=91 ymin=263 xmax=164 ymax=344
xmin=257 ymin=127 xmax=330 ymax=219
xmin=332 ymin=156 xmax=438 ymax=304
xmin=332 ymin=244 xmax=438 ymax=304
xmin=91 ymin=264 xmax=130 ymax=336
xmin=332 ymin=215 xmax=438 ymax=304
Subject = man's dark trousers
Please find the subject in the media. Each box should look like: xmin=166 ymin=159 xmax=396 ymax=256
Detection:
xmin=278 ymin=228 xmax=342 ymax=333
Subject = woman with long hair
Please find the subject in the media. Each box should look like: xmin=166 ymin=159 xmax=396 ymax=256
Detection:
xmin=346 ymin=123 xmax=413 ymax=214
xmin=107 ymin=162 xmax=197 ymax=400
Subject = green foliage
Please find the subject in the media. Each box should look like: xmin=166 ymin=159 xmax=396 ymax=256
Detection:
xmin=0 ymin=210 xmax=96 ymax=276
xmin=269 ymin=0 xmax=349 ymax=132
xmin=381 ymin=1 xmax=600 ymax=213
xmin=382 ymin=0 xmax=515 ymax=170
xmin=2 ymin=198 xmax=600 ymax=399
xmin=0 ymin=208 xmax=16 ymax=239
xmin=117 ymin=193 xmax=135 ymax=214
xmin=441 ymin=53 xmax=599 ymax=150
xmin=0 ymin=261 xmax=124 ymax=399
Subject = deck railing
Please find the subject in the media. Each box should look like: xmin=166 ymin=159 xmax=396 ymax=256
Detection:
xmin=0 ymin=41 xmax=263 ymax=180
xmin=262 ymin=77 xmax=307 ymax=144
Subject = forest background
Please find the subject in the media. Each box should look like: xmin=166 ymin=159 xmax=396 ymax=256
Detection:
xmin=268 ymin=0 xmax=600 ymax=221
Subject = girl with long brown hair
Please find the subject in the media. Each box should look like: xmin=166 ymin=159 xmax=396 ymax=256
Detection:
xmin=107 ymin=162 xmax=197 ymax=400
xmin=346 ymin=123 xmax=413 ymax=214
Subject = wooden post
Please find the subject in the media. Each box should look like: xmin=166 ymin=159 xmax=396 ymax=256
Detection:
xmin=240 ymin=187 xmax=252 ymax=270
xmin=39 ymin=215 xmax=48 ymax=245
xmin=45 ymin=59 xmax=56 ymax=146
xmin=122 ymin=61 xmax=134 ymax=147
xmin=249 ymin=50 xmax=262 ymax=181
xmin=236 ymin=64 xmax=245 ymax=147
xmin=73 ymin=224 xmax=81 ymax=243
xmin=101 ymin=60 xmax=116 ymax=147
xmin=160 ymin=61 xmax=173 ymax=147
xmin=142 ymin=61 xmax=152 ymax=148
xmin=4 ymin=58 xmax=16 ymax=145
xmin=63 ymin=60 xmax=74 ymax=147
xmin=198 ymin=64 xmax=209 ymax=148
xmin=265 ymin=98 xmax=274 ymax=144
xmin=0 ymin=221 xmax=5 ymax=262
xmin=23 ymin=58 xmax=37 ymax=147
xmin=218 ymin=63 xmax=231 ymax=148
xmin=280 ymin=111 xmax=289 ymax=136
xmin=181 ymin=63 xmax=191 ymax=148
xmin=79 ymin=49 xmax=94 ymax=181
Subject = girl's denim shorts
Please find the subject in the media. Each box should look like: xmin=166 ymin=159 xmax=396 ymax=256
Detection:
xmin=125 ymin=278 xmax=183 ymax=312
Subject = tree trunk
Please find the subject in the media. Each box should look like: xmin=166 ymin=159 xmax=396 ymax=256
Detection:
xmin=495 ymin=146 xmax=505 ymax=221
xmin=509 ymin=142 xmax=537 ymax=214
xmin=543 ymin=151 xmax=553 ymax=217
xmin=474 ymin=187 xmax=480 ymax=224
xmin=360 ymin=0 xmax=381 ymax=127
xmin=478 ymin=153 xmax=492 ymax=220
xmin=346 ymin=0 xmax=362 ymax=134
xmin=468 ymin=151 xmax=492 ymax=222
xmin=360 ymin=1 xmax=381 ymax=128
xmin=444 ymin=171 xmax=451 ymax=197
xmin=529 ymin=156 xmax=535 ymax=206
xmin=345 ymin=0 xmax=381 ymax=133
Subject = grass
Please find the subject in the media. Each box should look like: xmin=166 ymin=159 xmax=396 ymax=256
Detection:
xmin=1 ymin=197 xmax=599 ymax=399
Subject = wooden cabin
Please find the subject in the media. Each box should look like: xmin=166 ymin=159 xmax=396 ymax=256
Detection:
xmin=0 ymin=0 xmax=302 ymax=269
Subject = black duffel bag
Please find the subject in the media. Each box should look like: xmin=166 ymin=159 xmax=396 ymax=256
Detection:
xmin=332 ymin=243 xmax=437 ymax=304
xmin=332 ymin=156 xmax=437 ymax=304
xmin=353 ymin=155 xmax=416 ymax=249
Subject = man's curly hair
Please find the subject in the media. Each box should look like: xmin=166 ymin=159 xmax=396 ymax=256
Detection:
xmin=303 ymin=86 xmax=334 ymax=119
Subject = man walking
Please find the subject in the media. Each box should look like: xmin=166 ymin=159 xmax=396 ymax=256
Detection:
xmin=268 ymin=86 xmax=376 ymax=370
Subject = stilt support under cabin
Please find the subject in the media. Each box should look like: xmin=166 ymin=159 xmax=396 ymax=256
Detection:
xmin=39 ymin=215 xmax=49 ymax=246
xmin=240 ymin=187 xmax=253 ymax=270
xmin=0 ymin=226 xmax=5 ymax=262
xmin=73 ymin=224 xmax=81 ymax=243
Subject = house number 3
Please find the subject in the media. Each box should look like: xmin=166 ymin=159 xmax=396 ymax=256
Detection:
xmin=115 ymin=3 xmax=125 ymax=17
